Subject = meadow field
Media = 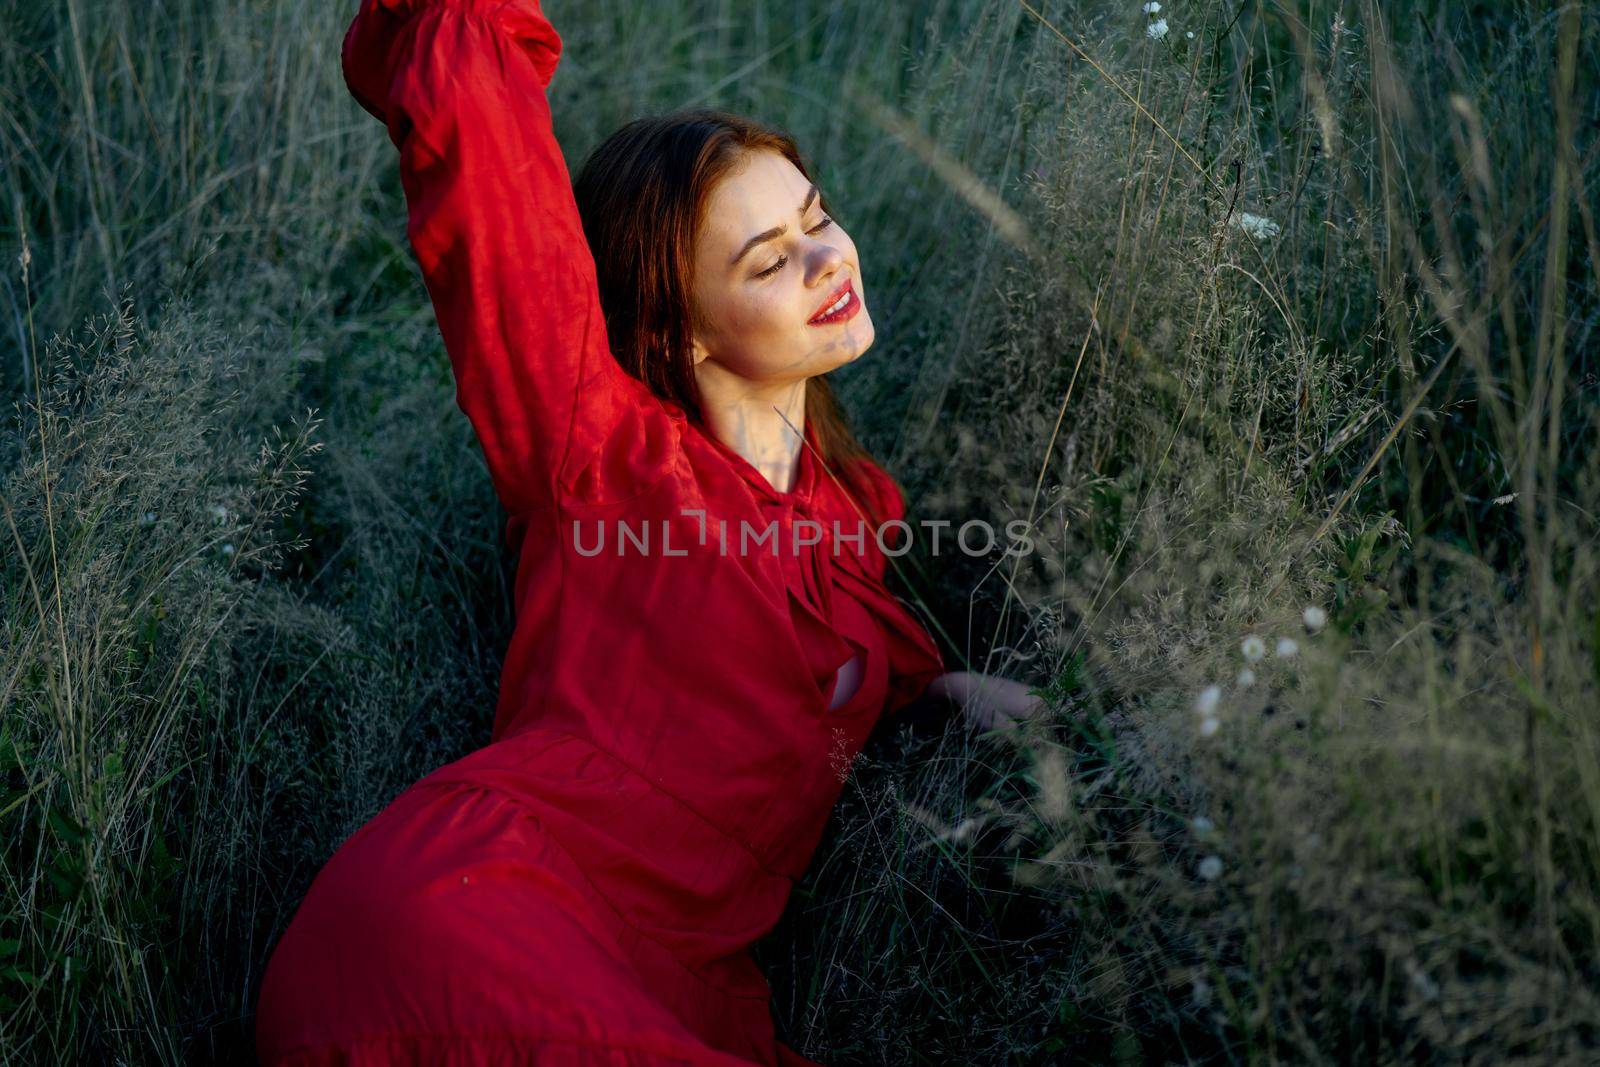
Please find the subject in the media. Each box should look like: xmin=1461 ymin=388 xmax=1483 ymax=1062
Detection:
xmin=2 ymin=0 xmax=1597 ymax=1062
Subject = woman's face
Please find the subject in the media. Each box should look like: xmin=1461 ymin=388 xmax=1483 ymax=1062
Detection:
xmin=688 ymin=149 xmax=874 ymax=389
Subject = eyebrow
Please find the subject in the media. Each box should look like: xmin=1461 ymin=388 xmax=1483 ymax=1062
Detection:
xmin=728 ymin=184 xmax=821 ymax=268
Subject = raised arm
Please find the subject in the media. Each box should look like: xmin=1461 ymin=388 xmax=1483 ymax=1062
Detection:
xmin=342 ymin=0 xmax=672 ymax=514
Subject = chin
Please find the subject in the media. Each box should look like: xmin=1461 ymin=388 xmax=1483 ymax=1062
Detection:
xmin=824 ymin=340 xmax=868 ymax=373
xmin=841 ymin=315 xmax=875 ymax=364
xmin=798 ymin=313 xmax=874 ymax=375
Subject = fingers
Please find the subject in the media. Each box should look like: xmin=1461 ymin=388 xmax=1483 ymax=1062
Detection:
xmin=957 ymin=673 xmax=1054 ymax=733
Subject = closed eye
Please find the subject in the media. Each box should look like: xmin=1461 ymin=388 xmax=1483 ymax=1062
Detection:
xmin=754 ymin=217 xmax=834 ymax=279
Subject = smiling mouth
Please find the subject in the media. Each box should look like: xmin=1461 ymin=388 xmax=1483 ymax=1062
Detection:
xmin=807 ymin=280 xmax=857 ymax=325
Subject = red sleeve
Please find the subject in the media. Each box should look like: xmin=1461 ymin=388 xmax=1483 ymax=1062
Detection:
xmin=342 ymin=0 xmax=671 ymax=514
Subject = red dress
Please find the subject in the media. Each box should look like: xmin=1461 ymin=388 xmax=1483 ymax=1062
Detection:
xmin=253 ymin=2 xmax=946 ymax=1064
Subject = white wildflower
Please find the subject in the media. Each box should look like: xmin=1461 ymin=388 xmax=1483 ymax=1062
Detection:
xmin=1193 ymin=684 xmax=1222 ymax=716
xmin=1302 ymin=605 xmax=1328 ymax=633
xmin=1146 ymin=17 xmax=1169 ymax=39
xmin=1197 ymin=855 xmax=1224 ymax=881
xmin=1240 ymin=635 xmax=1266 ymax=663
xmin=1186 ymin=30 xmax=1195 ymax=38
xmin=1275 ymin=636 xmax=1299 ymax=659
xmin=221 ymin=543 xmax=236 ymax=557
xmin=1143 ymin=1 xmax=1161 ymax=12
xmin=209 ymin=503 xmax=229 ymax=523
xmin=1191 ymin=816 xmax=1214 ymax=836
xmin=1235 ymin=212 xmax=1282 ymax=239
xmin=1198 ymin=715 xmax=1220 ymax=738
xmin=1236 ymin=667 xmax=1257 ymax=689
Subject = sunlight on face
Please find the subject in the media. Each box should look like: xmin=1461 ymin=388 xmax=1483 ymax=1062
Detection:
xmin=688 ymin=150 xmax=873 ymax=388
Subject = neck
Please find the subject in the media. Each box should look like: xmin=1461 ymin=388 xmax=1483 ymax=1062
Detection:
xmin=695 ymin=371 xmax=807 ymax=494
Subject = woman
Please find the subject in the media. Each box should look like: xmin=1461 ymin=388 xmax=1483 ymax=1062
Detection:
xmin=254 ymin=1 xmax=1044 ymax=1064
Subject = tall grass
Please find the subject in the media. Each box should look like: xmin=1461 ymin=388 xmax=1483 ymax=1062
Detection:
xmin=2 ymin=0 xmax=1596 ymax=1063
xmin=770 ymin=3 xmax=1600 ymax=1062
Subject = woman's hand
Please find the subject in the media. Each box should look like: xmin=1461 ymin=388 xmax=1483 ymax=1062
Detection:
xmin=925 ymin=671 xmax=1048 ymax=730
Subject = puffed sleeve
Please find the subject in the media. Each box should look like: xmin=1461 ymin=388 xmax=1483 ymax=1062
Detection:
xmin=342 ymin=0 xmax=677 ymax=515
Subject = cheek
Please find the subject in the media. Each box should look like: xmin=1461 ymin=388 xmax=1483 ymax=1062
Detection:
xmin=698 ymin=287 xmax=763 ymax=344
xmin=699 ymin=287 xmax=790 ymax=370
xmin=727 ymin=286 xmax=792 ymax=335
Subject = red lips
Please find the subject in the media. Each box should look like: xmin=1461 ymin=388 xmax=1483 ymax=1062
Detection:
xmin=807 ymin=278 xmax=854 ymax=324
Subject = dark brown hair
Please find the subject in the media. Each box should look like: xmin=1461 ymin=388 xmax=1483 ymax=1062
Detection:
xmin=572 ymin=108 xmax=885 ymax=521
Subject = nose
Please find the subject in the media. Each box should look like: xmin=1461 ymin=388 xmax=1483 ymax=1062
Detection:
xmin=805 ymin=239 xmax=845 ymax=284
